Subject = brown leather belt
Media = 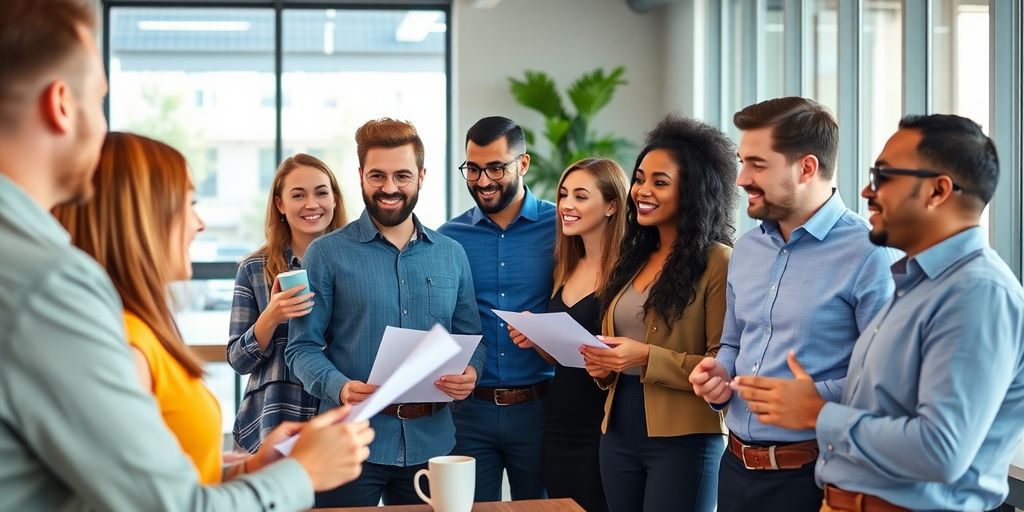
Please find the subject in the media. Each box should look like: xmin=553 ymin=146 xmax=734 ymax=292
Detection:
xmin=727 ymin=433 xmax=819 ymax=470
xmin=824 ymin=485 xmax=909 ymax=512
xmin=472 ymin=380 xmax=551 ymax=405
xmin=380 ymin=403 xmax=446 ymax=420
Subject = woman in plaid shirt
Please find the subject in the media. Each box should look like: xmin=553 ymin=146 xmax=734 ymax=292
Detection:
xmin=228 ymin=153 xmax=349 ymax=453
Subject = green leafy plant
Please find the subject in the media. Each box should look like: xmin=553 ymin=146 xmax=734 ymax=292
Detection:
xmin=508 ymin=66 xmax=634 ymax=200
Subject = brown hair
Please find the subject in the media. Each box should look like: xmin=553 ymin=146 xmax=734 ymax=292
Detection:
xmin=53 ymin=132 xmax=204 ymax=377
xmin=552 ymin=158 xmax=628 ymax=298
xmin=733 ymin=97 xmax=839 ymax=180
xmin=355 ymin=118 xmax=425 ymax=169
xmin=0 ymin=0 xmax=96 ymax=129
xmin=257 ymin=153 xmax=347 ymax=291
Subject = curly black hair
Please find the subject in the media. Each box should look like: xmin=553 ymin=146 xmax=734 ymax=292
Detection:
xmin=601 ymin=114 xmax=738 ymax=326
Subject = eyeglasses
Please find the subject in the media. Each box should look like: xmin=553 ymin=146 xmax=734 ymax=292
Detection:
xmin=867 ymin=166 xmax=963 ymax=193
xmin=458 ymin=153 xmax=524 ymax=182
xmin=364 ymin=171 xmax=416 ymax=188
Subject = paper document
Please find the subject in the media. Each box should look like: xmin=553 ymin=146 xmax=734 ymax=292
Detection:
xmin=367 ymin=326 xmax=482 ymax=403
xmin=275 ymin=324 xmax=462 ymax=456
xmin=493 ymin=310 xmax=608 ymax=368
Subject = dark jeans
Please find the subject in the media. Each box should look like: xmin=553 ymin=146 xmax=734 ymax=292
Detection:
xmin=717 ymin=440 xmax=823 ymax=512
xmin=451 ymin=396 xmax=548 ymax=502
xmin=314 ymin=461 xmax=426 ymax=508
xmin=599 ymin=375 xmax=724 ymax=512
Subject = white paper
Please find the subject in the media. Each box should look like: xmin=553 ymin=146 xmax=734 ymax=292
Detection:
xmin=493 ymin=310 xmax=609 ymax=368
xmin=275 ymin=324 xmax=462 ymax=456
xmin=366 ymin=326 xmax=482 ymax=403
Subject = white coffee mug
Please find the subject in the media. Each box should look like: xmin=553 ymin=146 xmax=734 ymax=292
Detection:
xmin=414 ymin=455 xmax=475 ymax=512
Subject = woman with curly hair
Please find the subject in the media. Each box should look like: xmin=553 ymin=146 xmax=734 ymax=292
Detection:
xmin=582 ymin=114 xmax=738 ymax=512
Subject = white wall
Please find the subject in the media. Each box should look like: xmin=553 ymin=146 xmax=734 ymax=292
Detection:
xmin=450 ymin=0 xmax=668 ymax=212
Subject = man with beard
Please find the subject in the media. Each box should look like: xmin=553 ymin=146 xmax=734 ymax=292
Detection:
xmin=1 ymin=0 xmax=374 ymax=509
xmin=687 ymin=97 xmax=897 ymax=512
xmin=439 ymin=116 xmax=556 ymax=501
xmin=730 ymin=114 xmax=1024 ymax=512
xmin=286 ymin=118 xmax=484 ymax=508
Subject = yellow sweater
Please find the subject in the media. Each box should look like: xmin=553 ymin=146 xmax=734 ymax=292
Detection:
xmin=124 ymin=312 xmax=222 ymax=484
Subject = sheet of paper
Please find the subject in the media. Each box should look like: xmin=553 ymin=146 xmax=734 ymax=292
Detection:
xmin=366 ymin=326 xmax=482 ymax=403
xmin=493 ymin=310 xmax=608 ymax=368
xmin=275 ymin=324 xmax=462 ymax=456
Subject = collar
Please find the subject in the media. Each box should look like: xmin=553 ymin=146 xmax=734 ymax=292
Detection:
xmin=353 ymin=209 xmax=433 ymax=244
xmin=0 ymin=174 xmax=71 ymax=246
xmin=284 ymin=245 xmax=301 ymax=268
xmin=899 ymin=226 xmax=986 ymax=280
xmin=759 ymin=188 xmax=846 ymax=242
xmin=470 ymin=186 xmax=541 ymax=226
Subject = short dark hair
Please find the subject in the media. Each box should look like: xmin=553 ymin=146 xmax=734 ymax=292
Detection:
xmin=898 ymin=114 xmax=999 ymax=205
xmin=465 ymin=116 xmax=526 ymax=155
xmin=733 ymin=97 xmax=839 ymax=179
xmin=0 ymin=0 xmax=95 ymax=129
xmin=355 ymin=118 xmax=425 ymax=169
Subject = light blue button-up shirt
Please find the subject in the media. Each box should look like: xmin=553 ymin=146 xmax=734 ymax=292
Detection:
xmin=717 ymin=191 xmax=899 ymax=442
xmin=816 ymin=226 xmax=1024 ymax=511
xmin=439 ymin=188 xmax=556 ymax=387
xmin=0 ymin=175 xmax=314 ymax=511
xmin=286 ymin=210 xmax=484 ymax=467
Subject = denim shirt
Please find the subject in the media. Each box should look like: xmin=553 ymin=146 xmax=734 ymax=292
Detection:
xmin=227 ymin=248 xmax=320 ymax=453
xmin=717 ymin=191 xmax=899 ymax=442
xmin=285 ymin=210 xmax=484 ymax=466
xmin=817 ymin=227 xmax=1024 ymax=511
xmin=439 ymin=188 xmax=556 ymax=387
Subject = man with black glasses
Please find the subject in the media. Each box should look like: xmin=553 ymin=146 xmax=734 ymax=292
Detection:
xmin=440 ymin=116 xmax=557 ymax=502
xmin=732 ymin=114 xmax=1024 ymax=512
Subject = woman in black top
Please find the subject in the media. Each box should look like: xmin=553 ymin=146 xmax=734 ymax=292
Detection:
xmin=510 ymin=158 xmax=628 ymax=512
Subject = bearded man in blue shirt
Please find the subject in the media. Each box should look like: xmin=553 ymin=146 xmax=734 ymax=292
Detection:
xmin=439 ymin=116 xmax=557 ymax=502
xmin=733 ymin=114 xmax=1024 ymax=512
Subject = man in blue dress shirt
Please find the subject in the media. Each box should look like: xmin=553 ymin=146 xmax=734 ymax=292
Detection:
xmin=689 ymin=97 xmax=898 ymax=512
xmin=733 ymin=114 xmax=1024 ymax=512
xmin=286 ymin=118 xmax=485 ymax=507
xmin=439 ymin=116 xmax=557 ymax=501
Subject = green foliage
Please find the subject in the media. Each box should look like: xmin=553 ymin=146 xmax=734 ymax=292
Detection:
xmin=508 ymin=66 xmax=633 ymax=200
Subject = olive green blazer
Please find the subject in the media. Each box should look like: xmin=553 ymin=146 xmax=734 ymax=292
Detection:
xmin=599 ymin=242 xmax=730 ymax=437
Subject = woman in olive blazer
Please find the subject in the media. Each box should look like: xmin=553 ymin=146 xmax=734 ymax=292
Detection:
xmin=582 ymin=114 xmax=738 ymax=512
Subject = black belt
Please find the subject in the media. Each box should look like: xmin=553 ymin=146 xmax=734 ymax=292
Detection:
xmin=473 ymin=380 xmax=551 ymax=405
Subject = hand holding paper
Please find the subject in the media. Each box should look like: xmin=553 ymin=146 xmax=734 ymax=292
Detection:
xmin=493 ymin=310 xmax=608 ymax=368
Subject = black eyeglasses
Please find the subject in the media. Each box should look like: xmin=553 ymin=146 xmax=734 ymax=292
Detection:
xmin=458 ymin=153 xmax=524 ymax=182
xmin=867 ymin=166 xmax=963 ymax=193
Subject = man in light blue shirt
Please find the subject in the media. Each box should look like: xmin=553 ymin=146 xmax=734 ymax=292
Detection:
xmin=689 ymin=97 xmax=897 ymax=512
xmin=0 ymin=1 xmax=372 ymax=510
xmin=286 ymin=118 xmax=485 ymax=508
xmin=439 ymin=116 xmax=556 ymax=501
xmin=734 ymin=114 xmax=1024 ymax=511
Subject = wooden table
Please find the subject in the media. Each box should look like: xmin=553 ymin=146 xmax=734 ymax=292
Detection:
xmin=321 ymin=498 xmax=584 ymax=511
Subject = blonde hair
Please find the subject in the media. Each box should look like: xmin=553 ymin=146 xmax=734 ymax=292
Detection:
xmin=257 ymin=153 xmax=347 ymax=292
xmin=355 ymin=118 xmax=425 ymax=169
xmin=552 ymin=158 xmax=628 ymax=298
xmin=53 ymin=131 xmax=204 ymax=376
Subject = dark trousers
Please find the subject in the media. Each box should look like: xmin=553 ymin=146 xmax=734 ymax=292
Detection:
xmin=314 ymin=461 xmax=426 ymax=508
xmin=717 ymin=442 xmax=823 ymax=512
xmin=599 ymin=376 xmax=724 ymax=512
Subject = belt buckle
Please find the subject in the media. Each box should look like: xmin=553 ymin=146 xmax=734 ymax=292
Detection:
xmin=395 ymin=403 xmax=412 ymax=420
xmin=741 ymin=444 xmax=779 ymax=470
xmin=493 ymin=389 xmax=513 ymax=406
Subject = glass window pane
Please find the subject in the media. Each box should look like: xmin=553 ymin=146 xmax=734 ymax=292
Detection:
xmin=762 ymin=0 xmax=786 ymax=100
xmin=281 ymin=9 xmax=448 ymax=229
xmin=861 ymin=1 xmax=903 ymax=187
xmin=811 ymin=0 xmax=839 ymax=115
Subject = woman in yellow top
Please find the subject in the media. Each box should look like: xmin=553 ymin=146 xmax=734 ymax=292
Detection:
xmin=582 ymin=115 xmax=738 ymax=512
xmin=54 ymin=132 xmax=375 ymax=488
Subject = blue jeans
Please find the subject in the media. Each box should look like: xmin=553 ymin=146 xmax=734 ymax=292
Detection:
xmin=313 ymin=461 xmax=426 ymax=508
xmin=600 ymin=375 xmax=724 ymax=512
xmin=451 ymin=396 xmax=548 ymax=502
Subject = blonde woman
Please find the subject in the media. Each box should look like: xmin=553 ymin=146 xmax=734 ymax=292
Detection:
xmin=53 ymin=132 xmax=373 ymax=490
xmin=228 ymin=154 xmax=347 ymax=453
xmin=510 ymin=158 xmax=628 ymax=512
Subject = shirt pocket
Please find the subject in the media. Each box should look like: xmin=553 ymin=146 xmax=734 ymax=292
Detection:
xmin=426 ymin=276 xmax=458 ymax=323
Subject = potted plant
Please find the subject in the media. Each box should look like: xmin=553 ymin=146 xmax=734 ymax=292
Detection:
xmin=508 ymin=66 xmax=634 ymax=200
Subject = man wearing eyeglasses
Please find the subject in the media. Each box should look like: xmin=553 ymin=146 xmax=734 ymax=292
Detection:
xmin=439 ymin=116 xmax=557 ymax=502
xmin=286 ymin=118 xmax=485 ymax=508
xmin=688 ymin=97 xmax=899 ymax=512
xmin=731 ymin=114 xmax=1024 ymax=512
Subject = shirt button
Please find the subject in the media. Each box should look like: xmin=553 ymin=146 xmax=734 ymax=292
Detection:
xmin=500 ymin=352 xmax=505 ymax=357
xmin=500 ymin=262 xmax=505 ymax=267
xmin=500 ymin=234 xmax=504 ymax=238
xmin=499 ymin=322 xmax=505 ymax=327
xmin=896 ymin=289 xmax=905 ymax=297
xmin=783 ymin=249 xmax=789 ymax=254
xmin=827 ymin=444 xmax=834 ymax=452
xmin=752 ymin=364 xmax=758 ymax=372
xmin=770 ymin=284 xmax=776 ymax=291
xmin=402 ymin=309 xmax=408 ymax=315
xmin=401 ymin=279 xmax=406 ymax=285
xmin=500 ymin=292 xmax=505 ymax=297
xmin=651 ymin=326 xmax=658 ymax=333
